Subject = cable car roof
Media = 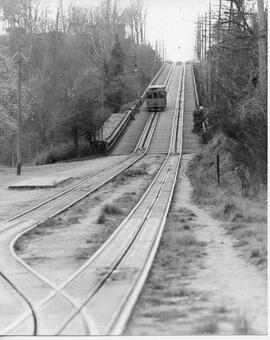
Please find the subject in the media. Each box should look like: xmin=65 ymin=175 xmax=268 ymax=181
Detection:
xmin=148 ymin=85 xmax=166 ymax=90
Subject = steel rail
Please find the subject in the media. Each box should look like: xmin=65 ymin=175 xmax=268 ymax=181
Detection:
xmin=191 ymin=64 xmax=199 ymax=107
xmin=56 ymin=157 xmax=176 ymax=335
xmin=1 ymin=64 xmax=176 ymax=336
xmin=104 ymin=63 xmax=166 ymax=144
xmin=1 ymin=63 xmax=174 ymax=228
xmin=4 ymin=226 xmax=92 ymax=336
xmin=0 ymin=272 xmax=38 ymax=335
xmin=105 ymin=63 xmax=172 ymax=150
xmin=134 ymin=63 xmax=175 ymax=153
xmin=191 ymin=64 xmax=206 ymax=133
xmin=3 ymin=64 xmax=175 ymax=229
xmin=109 ymin=63 xmax=186 ymax=335
xmin=52 ymin=63 xmax=185 ymax=336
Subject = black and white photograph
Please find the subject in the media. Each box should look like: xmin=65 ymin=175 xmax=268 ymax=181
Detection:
xmin=0 ymin=0 xmax=267 ymax=336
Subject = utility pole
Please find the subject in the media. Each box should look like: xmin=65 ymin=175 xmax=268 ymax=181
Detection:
xmin=209 ymin=2 xmax=212 ymax=49
xmin=257 ymin=0 xmax=267 ymax=101
xmin=162 ymin=36 xmax=165 ymax=62
xmin=14 ymin=47 xmax=25 ymax=175
xmin=218 ymin=0 xmax=222 ymax=26
xmin=228 ymin=0 xmax=234 ymax=30
xmin=201 ymin=16 xmax=204 ymax=60
xmin=101 ymin=48 xmax=104 ymax=119
xmin=217 ymin=0 xmax=223 ymax=42
xmin=204 ymin=13 xmax=207 ymax=58
xmin=153 ymin=46 xmax=157 ymax=78
xmin=59 ymin=0 xmax=65 ymax=33
xmin=203 ymin=13 xmax=208 ymax=105
xmin=208 ymin=2 xmax=212 ymax=104
xmin=196 ymin=18 xmax=200 ymax=61
xmin=64 ymin=87 xmax=79 ymax=157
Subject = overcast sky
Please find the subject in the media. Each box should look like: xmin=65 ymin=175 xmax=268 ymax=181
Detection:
xmin=45 ymin=0 xmax=219 ymax=61
xmin=144 ymin=0 xmax=219 ymax=60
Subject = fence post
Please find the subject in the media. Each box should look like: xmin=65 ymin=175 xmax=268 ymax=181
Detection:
xmin=217 ymin=154 xmax=220 ymax=184
xmin=28 ymin=139 xmax=31 ymax=162
xmin=36 ymin=140 xmax=39 ymax=157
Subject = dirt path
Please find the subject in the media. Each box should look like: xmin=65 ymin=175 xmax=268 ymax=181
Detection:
xmin=125 ymin=154 xmax=267 ymax=335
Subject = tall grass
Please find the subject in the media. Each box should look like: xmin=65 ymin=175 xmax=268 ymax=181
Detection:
xmin=188 ymin=140 xmax=267 ymax=271
xmin=97 ymin=203 xmax=123 ymax=224
xmin=194 ymin=318 xmax=219 ymax=334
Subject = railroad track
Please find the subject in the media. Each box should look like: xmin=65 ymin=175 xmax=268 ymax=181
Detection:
xmin=0 ymin=63 xmax=174 ymax=229
xmin=0 ymin=63 xmax=177 ymax=335
xmin=55 ymin=63 xmax=185 ymax=336
xmin=109 ymin=62 xmax=174 ymax=155
xmin=5 ymin=63 xmax=185 ymax=336
xmin=105 ymin=62 xmax=172 ymax=152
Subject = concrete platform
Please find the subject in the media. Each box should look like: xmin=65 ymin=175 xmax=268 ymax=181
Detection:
xmin=8 ymin=176 xmax=71 ymax=189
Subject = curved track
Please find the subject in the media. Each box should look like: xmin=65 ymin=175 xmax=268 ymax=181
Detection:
xmin=12 ymin=63 xmax=183 ymax=336
xmin=1 ymin=62 xmax=199 ymax=336
xmin=0 ymin=63 xmax=175 ymax=336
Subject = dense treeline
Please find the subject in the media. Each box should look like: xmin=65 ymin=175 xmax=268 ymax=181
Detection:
xmin=0 ymin=0 xmax=162 ymax=165
xmin=194 ymin=0 xmax=267 ymax=194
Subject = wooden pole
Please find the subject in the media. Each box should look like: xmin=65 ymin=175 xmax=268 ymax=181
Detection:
xmin=36 ymin=140 xmax=39 ymax=157
xmin=204 ymin=13 xmax=207 ymax=58
xmin=257 ymin=0 xmax=267 ymax=101
xmin=208 ymin=2 xmax=212 ymax=104
xmin=217 ymin=154 xmax=220 ymax=184
xmin=218 ymin=0 xmax=222 ymax=26
xmin=101 ymin=47 xmax=104 ymax=118
xmin=201 ymin=17 xmax=204 ymax=60
xmin=203 ymin=13 xmax=208 ymax=104
xmin=74 ymin=100 xmax=79 ymax=158
xmin=15 ymin=48 xmax=24 ymax=175
xmin=201 ymin=16 xmax=204 ymax=59
xmin=229 ymin=0 xmax=233 ymax=30
xmin=208 ymin=2 xmax=212 ymax=49
xmin=28 ymin=138 xmax=31 ymax=162
xmin=11 ymin=151 xmax=14 ymax=168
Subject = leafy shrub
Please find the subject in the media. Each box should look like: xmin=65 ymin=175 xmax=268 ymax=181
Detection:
xmin=34 ymin=142 xmax=93 ymax=165
xmin=123 ymin=168 xmax=148 ymax=177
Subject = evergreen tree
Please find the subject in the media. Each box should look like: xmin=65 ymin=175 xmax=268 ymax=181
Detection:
xmin=110 ymin=34 xmax=124 ymax=77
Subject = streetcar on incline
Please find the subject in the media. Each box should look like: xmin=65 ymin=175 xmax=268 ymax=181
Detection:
xmin=146 ymin=85 xmax=167 ymax=111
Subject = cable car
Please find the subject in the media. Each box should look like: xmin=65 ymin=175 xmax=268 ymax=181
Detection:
xmin=146 ymin=85 xmax=167 ymax=111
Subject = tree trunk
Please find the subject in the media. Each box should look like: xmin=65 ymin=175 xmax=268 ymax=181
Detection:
xmin=73 ymin=103 xmax=79 ymax=158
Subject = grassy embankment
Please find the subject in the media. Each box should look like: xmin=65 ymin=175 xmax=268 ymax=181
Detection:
xmin=188 ymin=133 xmax=267 ymax=273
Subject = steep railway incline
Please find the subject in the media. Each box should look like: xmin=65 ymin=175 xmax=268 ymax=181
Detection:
xmin=27 ymin=63 xmax=184 ymax=336
xmin=0 ymin=63 xmax=176 ymax=336
xmin=147 ymin=62 xmax=181 ymax=154
xmin=0 ymin=62 xmax=202 ymax=336
xmin=110 ymin=63 xmax=172 ymax=155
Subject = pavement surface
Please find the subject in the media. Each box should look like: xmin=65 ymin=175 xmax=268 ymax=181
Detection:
xmin=8 ymin=176 xmax=71 ymax=189
xmin=0 ymin=155 xmax=125 ymax=222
